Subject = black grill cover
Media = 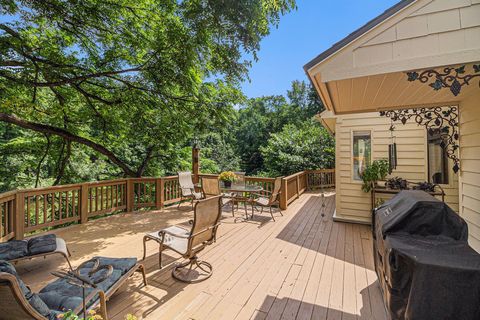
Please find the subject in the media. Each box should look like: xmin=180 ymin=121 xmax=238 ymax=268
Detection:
xmin=373 ymin=191 xmax=480 ymax=320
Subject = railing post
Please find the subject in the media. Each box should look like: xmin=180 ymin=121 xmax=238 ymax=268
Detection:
xmin=80 ymin=183 xmax=89 ymax=223
xmin=155 ymin=177 xmax=164 ymax=210
xmin=13 ymin=191 xmax=24 ymax=240
xmin=306 ymin=171 xmax=310 ymax=191
xmin=280 ymin=178 xmax=288 ymax=210
xmin=296 ymin=174 xmax=300 ymax=198
xmin=126 ymin=179 xmax=134 ymax=212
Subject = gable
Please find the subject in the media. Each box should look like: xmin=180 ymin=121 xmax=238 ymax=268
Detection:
xmin=307 ymin=0 xmax=480 ymax=82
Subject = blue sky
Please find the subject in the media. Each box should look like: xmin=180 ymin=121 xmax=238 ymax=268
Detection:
xmin=241 ymin=0 xmax=399 ymax=98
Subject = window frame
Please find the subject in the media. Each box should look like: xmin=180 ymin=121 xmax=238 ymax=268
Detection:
xmin=351 ymin=129 xmax=372 ymax=183
xmin=426 ymin=129 xmax=450 ymax=185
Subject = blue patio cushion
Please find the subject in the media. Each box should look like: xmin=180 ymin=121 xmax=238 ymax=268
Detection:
xmin=39 ymin=257 xmax=137 ymax=313
xmin=0 ymin=260 xmax=54 ymax=319
xmin=28 ymin=234 xmax=57 ymax=255
xmin=0 ymin=240 xmax=28 ymax=260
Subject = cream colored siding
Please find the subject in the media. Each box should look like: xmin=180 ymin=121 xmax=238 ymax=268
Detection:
xmin=311 ymin=0 xmax=480 ymax=83
xmin=459 ymin=93 xmax=480 ymax=252
xmin=334 ymin=111 xmax=459 ymax=224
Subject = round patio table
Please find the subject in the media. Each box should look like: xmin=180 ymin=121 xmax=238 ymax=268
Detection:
xmin=221 ymin=185 xmax=263 ymax=220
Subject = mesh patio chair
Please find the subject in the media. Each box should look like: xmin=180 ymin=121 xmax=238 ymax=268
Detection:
xmin=177 ymin=171 xmax=203 ymax=209
xmin=142 ymin=196 xmax=222 ymax=283
xmin=251 ymin=177 xmax=283 ymax=221
xmin=201 ymin=176 xmax=234 ymax=217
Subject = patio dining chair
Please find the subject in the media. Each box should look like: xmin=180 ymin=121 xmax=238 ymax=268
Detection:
xmin=142 ymin=196 xmax=222 ymax=283
xmin=177 ymin=171 xmax=203 ymax=209
xmin=250 ymin=177 xmax=283 ymax=221
xmin=201 ymin=177 xmax=234 ymax=213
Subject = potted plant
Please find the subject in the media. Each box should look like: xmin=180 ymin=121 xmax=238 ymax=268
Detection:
xmin=360 ymin=159 xmax=389 ymax=192
xmin=218 ymin=171 xmax=236 ymax=188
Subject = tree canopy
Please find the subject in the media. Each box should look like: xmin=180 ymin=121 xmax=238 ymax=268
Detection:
xmin=0 ymin=1 xmax=338 ymax=192
xmin=0 ymin=0 xmax=296 ymax=180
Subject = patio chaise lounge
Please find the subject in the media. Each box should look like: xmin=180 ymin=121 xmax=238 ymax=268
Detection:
xmin=0 ymin=234 xmax=72 ymax=270
xmin=0 ymin=256 xmax=147 ymax=320
xmin=143 ymin=195 xmax=222 ymax=283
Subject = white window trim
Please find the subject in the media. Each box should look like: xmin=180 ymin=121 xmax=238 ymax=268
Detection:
xmin=351 ymin=129 xmax=373 ymax=184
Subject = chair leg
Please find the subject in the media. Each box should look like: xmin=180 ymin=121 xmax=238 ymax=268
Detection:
xmin=63 ymin=255 xmax=73 ymax=270
xmin=138 ymin=264 xmax=148 ymax=286
xmin=269 ymin=206 xmax=275 ymax=222
xmin=177 ymin=196 xmax=183 ymax=208
xmin=158 ymin=244 xmax=163 ymax=269
xmin=142 ymin=237 xmax=148 ymax=261
xmin=98 ymin=291 xmax=108 ymax=320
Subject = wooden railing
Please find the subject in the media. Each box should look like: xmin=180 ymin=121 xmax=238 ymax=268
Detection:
xmin=0 ymin=169 xmax=334 ymax=240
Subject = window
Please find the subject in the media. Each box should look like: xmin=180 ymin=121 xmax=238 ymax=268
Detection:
xmin=428 ymin=130 xmax=449 ymax=184
xmin=353 ymin=131 xmax=371 ymax=181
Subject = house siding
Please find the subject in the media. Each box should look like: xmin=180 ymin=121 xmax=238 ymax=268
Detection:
xmin=334 ymin=111 xmax=459 ymax=224
xmin=459 ymin=93 xmax=480 ymax=252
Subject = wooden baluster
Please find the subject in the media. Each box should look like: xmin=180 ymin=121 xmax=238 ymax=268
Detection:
xmin=66 ymin=190 xmax=70 ymax=218
xmin=110 ymin=185 xmax=114 ymax=208
xmin=71 ymin=190 xmax=75 ymax=217
xmin=26 ymin=196 xmax=31 ymax=227
xmin=58 ymin=192 xmax=63 ymax=220
xmin=43 ymin=194 xmax=48 ymax=223
xmin=95 ymin=187 xmax=99 ymax=212
xmin=35 ymin=195 xmax=39 ymax=226
xmin=1 ymin=203 xmax=4 ymax=238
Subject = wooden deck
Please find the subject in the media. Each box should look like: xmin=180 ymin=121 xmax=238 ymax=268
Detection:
xmin=17 ymin=191 xmax=387 ymax=320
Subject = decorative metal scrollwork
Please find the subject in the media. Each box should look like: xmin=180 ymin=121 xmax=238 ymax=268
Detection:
xmin=406 ymin=64 xmax=480 ymax=96
xmin=379 ymin=107 xmax=460 ymax=173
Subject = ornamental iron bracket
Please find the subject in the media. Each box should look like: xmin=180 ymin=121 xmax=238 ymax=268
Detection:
xmin=406 ymin=64 xmax=480 ymax=96
xmin=379 ymin=107 xmax=460 ymax=173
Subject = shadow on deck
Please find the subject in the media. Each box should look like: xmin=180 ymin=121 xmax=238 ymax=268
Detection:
xmin=16 ymin=191 xmax=386 ymax=320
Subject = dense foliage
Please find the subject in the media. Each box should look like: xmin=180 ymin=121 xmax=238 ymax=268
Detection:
xmin=0 ymin=1 xmax=336 ymax=192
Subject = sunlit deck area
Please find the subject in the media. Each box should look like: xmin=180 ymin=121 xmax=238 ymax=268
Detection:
xmin=16 ymin=191 xmax=386 ymax=320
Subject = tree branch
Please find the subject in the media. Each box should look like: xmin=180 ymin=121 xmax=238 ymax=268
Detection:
xmin=0 ymin=112 xmax=138 ymax=176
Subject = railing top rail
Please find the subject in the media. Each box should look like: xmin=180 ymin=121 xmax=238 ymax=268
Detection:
xmin=0 ymin=190 xmax=17 ymax=200
xmin=308 ymin=169 xmax=335 ymax=173
xmin=284 ymin=171 xmax=307 ymax=180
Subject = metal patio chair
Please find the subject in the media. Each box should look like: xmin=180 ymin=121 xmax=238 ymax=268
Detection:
xmin=177 ymin=171 xmax=203 ymax=209
xmin=201 ymin=177 xmax=234 ymax=213
xmin=143 ymin=195 xmax=222 ymax=283
xmin=250 ymin=177 xmax=283 ymax=221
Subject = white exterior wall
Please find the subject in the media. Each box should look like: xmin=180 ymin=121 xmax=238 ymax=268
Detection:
xmin=459 ymin=92 xmax=480 ymax=252
xmin=334 ymin=112 xmax=459 ymax=224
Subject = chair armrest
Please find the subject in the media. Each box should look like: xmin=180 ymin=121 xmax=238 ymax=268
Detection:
xmin=158 ymin=229 xmax=191 ymax=241
xmin=190 ymin=223 xmax=221 ymax=238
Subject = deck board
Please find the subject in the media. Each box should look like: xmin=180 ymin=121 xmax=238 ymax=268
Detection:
xmin=16 ymin=191 xmax=386 ymax=320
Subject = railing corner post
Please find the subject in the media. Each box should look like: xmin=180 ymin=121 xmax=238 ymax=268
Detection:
xmin=280 ymin=178 xmax=288 ymax=210
xmin=155 ymin=177 xmax=164 ymax=210
xmin=13 ymin=191 xmax=25 ymax=240
xmin=80 ymin=183 xmax=89 ymax=224
xmin=126 ymin=179 xmax=134 ymax=213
